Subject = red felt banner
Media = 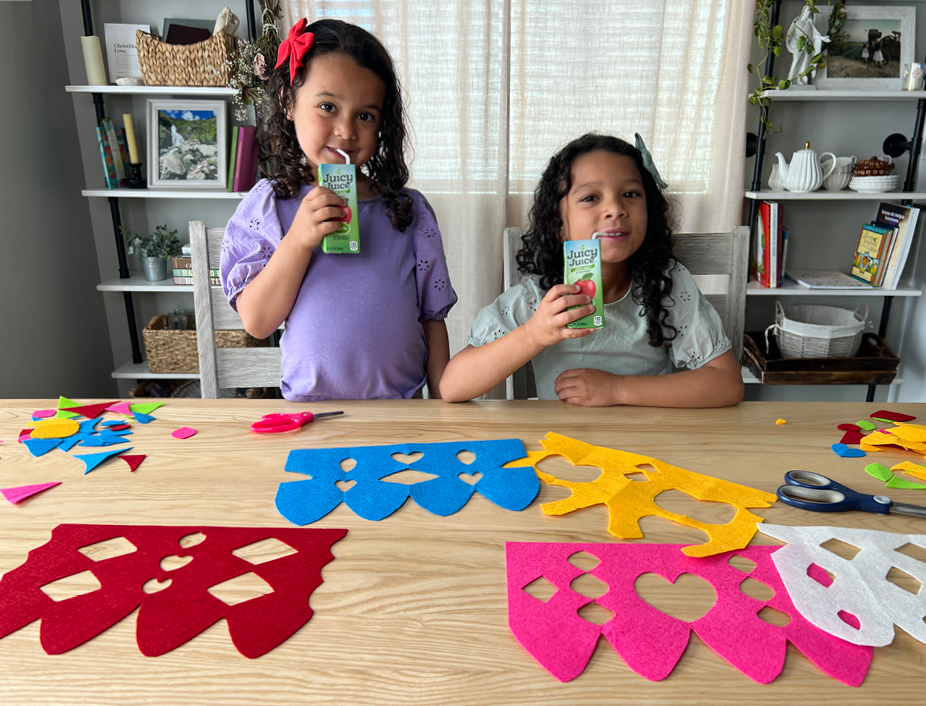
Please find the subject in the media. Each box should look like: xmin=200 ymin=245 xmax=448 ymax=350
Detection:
xmin=0 ymin=524 xmax=347 ymax=658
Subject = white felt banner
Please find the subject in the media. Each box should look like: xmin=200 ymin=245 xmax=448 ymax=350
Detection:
xmin=760 ymin=524 xmax=926 ymax=647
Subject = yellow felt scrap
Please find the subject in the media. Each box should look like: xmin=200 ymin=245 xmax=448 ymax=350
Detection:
xmin=859 ymin=442 xmax=881 ymax=452
xmin=776 ymin=419 xmax=787 ymax=425
xmin=892 ymin=423 xmax=926 ymax=444
xmin=26 ymin=418 xmax=79 ymax=439
xmin=505 ymin=432 xmax=777 ymax=558
xmin=862 ymin=429 xmax=926 ymax=453
xmin=892 ymin=461 xmax=926 ymax=482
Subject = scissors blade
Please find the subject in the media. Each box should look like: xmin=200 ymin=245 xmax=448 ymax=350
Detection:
xmin=889 ymin=501 xmax=926 ymax=518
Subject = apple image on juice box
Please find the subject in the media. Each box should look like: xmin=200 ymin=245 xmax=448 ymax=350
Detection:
xmin=563 ymin=239 xmax=603 ymax=329
xmin=319 ymin=163 xmax=360 ymax=254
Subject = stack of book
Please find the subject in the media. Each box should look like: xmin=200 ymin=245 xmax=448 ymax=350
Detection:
xmin=172 ymin=255 xmax=220 ymax=287
xmin=749 ymin=200 xmax=789 ymax=288
xmin=849 ymin=202 xmax=920 ymax=289
xmin=227 ymin=125 xmax=259 ymax=192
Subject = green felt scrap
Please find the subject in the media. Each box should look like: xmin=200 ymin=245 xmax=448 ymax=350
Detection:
xmin=856 ymin=420 xmax=877 ymax=431
xmin=865 ymin=463 xmax=894 ymax=482
xmin=55 ymin=396 xmax=80 ymax=419
xmin=886 ymin=476 xmax=926 ymax=490
xmin=871 ymin=418 xmax=896 ymax=425
xmin=129 ymin=402 xmax=164 ymax=415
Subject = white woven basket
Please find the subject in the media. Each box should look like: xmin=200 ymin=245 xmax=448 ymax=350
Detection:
xmin=765 ymin=301 xmax=868 ymax=359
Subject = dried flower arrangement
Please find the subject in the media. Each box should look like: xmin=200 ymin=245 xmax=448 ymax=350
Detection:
xmin=226 ymin=0 xmax=283 ymax=122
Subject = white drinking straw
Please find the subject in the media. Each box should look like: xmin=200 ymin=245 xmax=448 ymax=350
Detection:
xmin=336 ymin=149 xmax=350 ymax=164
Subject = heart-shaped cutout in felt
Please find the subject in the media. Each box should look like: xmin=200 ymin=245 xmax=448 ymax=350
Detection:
xmin=458 ymin=471 xmax=484 ymax=485
xmin=390 ymin=451 xmax=423 ymax=465
xmin=634 ymin=572 xmax=717 ymax=622
xmin=335 ymin=479 xmax=357 ymax=492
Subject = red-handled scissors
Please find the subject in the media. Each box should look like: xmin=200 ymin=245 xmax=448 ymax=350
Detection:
xmin=251 ymin=411 xmax=344 ymax=433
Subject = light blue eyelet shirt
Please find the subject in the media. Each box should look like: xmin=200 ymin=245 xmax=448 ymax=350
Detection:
xmin=467 ymin=264 xmax=731 ymax=400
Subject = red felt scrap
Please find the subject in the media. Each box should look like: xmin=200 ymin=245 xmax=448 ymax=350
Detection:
xmin=870 ymin=410 xmax=916 ymax=423
xmin=17 ymin=429 xmax=31 ymax=442
xmin=837 ymin=423 xmax=861 ymax=432
xmin=109 ymin=424 xmax=131 ymax=431
xmin=0 ymin=524 xmax=347 ymax=658
xmin=61 ymin=402 xmax=119 ymax=420
xmin=839 ymin=430 xmax=865 ymax=445
xmin=120 ymin=455 xmax=146 ymax=473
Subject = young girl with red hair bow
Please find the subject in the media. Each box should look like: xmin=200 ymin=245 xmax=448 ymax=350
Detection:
xmin=221 ymin=19 xmax=456 ymax=401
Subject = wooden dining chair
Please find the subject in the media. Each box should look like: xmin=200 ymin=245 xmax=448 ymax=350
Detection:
xmin=503 ymin=226 xmax=748 ymax=399
xmin=188 ymin=220 xmax=282 ymax=398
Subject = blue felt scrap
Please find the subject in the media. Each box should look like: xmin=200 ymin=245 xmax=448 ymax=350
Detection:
xmin=133 ymin=412 xmax=155 ymax=424
xmin=77 ymin=417 xmax=103 ymax=434
xmin=57 ymin=435 xmax=82 ymax=452
xmin=100 ymin=420 xmax=124 ymax=426
xmin=78 ymin=435 xmax=130 ymax=447
xmin=23 ymin=437 xmax=63 ymax=458
xmin=75 ymin=447 xmax=133 ymax=474
xmin=275 ymin=439 xmax=533 ymax=525
xmin=832 ymin=443 xmax=866 ymax=458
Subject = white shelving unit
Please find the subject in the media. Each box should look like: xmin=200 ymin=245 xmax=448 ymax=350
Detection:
xmin=745 ymin=77 xmax=924 ymax=396
xmin=71 ymin=81 xmax=244 ymax=386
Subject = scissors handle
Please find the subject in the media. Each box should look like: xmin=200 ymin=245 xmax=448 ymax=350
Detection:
xmin=777 ymin=470 xmax=892 ymax=515
xmin=251 ymin=410 xmax=343 ymax=433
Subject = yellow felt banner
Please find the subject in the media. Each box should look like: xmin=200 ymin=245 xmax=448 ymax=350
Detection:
xmin=506 ymin=432 xmax=777 ymax=558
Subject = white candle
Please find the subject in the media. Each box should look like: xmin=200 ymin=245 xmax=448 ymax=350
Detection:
xmin=80 ymin=36 xmax=107 ymax=86
xmin=123 ymin=113 xmax=140 ymax=164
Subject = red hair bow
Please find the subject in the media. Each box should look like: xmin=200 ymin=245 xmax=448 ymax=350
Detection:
xmin=276 ymin=18 xmax=315 ymax=85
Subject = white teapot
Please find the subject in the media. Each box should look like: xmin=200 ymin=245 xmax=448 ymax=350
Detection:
xmin=775 ymin=142 xmax=836 ymax=193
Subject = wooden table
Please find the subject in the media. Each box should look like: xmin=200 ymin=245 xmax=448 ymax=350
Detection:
xmin=1 ymin=399 xmax=925 ymax=705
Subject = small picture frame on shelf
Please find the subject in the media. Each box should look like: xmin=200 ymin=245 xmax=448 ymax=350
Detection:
xmin=146 ymin=99 xmax=227 ymax=190
xmin=813 ymin=5 xmax=915 ymax=90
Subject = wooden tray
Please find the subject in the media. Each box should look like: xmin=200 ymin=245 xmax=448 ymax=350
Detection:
xmin=743 ymin=331 xmax=899 ymax=385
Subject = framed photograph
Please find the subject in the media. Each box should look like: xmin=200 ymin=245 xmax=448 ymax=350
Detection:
xmin=814 ymin=5 xmax=915 ymax=90
xmin=146 ymin=100 xmax=226 ymax=189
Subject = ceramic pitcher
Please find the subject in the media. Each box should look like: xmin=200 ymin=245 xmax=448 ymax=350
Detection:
xmin=775 ymin=142 xmax=836 ymax=193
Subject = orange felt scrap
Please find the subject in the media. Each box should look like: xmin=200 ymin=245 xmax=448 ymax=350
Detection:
xmin=891 ymin=461 xmax=926 ymax=482
xmin=505 ymin=432 xmax=777 ymax=558
xmin=25 ymin=418 xmax=80 ymax=439
xmin=776 ymin=419 xmax=787 ymax=425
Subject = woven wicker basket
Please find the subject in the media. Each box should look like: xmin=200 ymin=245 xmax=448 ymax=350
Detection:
xmin=764 ymin=302 xmax=868 ymax=360
xmin=143 ymin=314 xmax=267 ymax=374
xmin=136 ymin=29 xmax=237 ymax=87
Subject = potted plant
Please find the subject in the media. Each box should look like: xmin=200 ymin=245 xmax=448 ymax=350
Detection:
xmin=121 ymin=224 xmax=182 ymax=281
xmin=749 ymin=0 xmax=847 ymax=137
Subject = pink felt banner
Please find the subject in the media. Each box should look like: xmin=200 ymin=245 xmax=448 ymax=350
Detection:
xmin=505 ymin=542 xmax=872 ymax=685
xmin=0 ymin=524 xmax=347 ymax=658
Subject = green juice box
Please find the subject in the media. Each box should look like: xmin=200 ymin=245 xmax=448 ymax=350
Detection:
xmin=319 ymin=162 xmax=360 ymax=254
xmin=564 ymin=239 xmax=604 ymax=329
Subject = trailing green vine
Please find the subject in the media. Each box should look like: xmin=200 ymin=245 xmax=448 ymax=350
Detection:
xmin=748 ymin=0 xmax=847 ymax=137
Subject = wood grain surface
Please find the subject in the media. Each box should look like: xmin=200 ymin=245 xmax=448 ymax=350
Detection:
xmin=1 ymin=399 xmax=925 ymax=705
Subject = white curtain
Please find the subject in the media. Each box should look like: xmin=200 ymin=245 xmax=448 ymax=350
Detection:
xmin=283 ymin=0 xmax=752 ymax=371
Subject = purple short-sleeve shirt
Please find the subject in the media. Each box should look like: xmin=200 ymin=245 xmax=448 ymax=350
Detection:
xmin=221 ymin=180 xmax=457 ymax=401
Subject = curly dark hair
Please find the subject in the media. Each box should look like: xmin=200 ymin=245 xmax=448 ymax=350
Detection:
xmin=516 ymin=133 xmax=678 ymax=347
xmin=260 ymin=19 xmax=413 ymax=231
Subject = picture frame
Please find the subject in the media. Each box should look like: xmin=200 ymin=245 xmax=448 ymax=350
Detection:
xmin=146 ymin=100 xmax=227 ymax=189
xmin=813 ymin=5 xmax=915 ymax=90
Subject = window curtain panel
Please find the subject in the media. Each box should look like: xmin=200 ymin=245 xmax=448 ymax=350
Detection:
xmin=283 ymin=1 xmax=752 ymax=395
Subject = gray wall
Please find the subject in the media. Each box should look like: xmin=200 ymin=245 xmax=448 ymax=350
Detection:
xmin=0 ymin=0 xmax=116 ymax=399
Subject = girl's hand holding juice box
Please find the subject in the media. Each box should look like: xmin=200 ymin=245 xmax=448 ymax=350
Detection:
xmin=320 ymin=150 xmax=360 ymax=254
xmin=563 ymin=239 xmax=603 ymax=329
